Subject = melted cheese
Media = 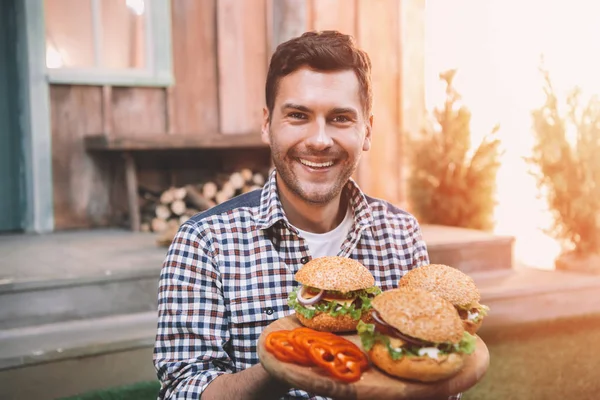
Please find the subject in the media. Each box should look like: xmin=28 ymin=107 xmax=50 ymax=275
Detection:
xmin=322 ymin=295 xmax=356 ymax=307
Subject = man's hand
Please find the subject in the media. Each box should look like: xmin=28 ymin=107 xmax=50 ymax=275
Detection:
xmin=202 ymin=363 xmax=290 ymax=400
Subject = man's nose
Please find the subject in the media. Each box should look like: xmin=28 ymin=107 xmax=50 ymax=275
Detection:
xmin=306 ymin=119 xmax=334 ymax=150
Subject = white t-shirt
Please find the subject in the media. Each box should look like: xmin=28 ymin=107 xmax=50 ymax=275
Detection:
xmin=294 ymin=207 xmax=354 ymax=258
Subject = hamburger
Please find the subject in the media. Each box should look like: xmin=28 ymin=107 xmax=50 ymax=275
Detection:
xmin=357 ymin=288 xmax=477 ymax=382
xmin=287 ymin=256 xmax=381 ymax=332
xmin=398 ymin=264 xmax=490 ymax=334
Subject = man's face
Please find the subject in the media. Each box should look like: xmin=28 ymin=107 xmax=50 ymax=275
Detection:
xmin=262 ymin=67 xmax=372 ymax=205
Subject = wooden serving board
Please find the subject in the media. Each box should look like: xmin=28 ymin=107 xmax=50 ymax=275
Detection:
xmin=257 ymin=314 xmax=490 ymax=400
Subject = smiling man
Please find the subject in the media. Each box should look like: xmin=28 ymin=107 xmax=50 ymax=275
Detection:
xmin=154 ymin=31 xmax=460 ymax=400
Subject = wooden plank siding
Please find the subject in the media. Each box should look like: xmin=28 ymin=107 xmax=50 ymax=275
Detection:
xmin=49 ymin=0 xmax=424 ymax=229
xmin=170 ymin=0 xmax=219 ymax=135
xmin=216 ymin=0 xmax=268 ymax=134
xmin=356 ymin=0 xmax=402 ymax=204
xmin=50 ymin=86 xmax=115 ymax=229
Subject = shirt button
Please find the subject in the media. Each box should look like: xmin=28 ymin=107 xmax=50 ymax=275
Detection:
xmin=265 ymin=307 xmax=274 ymax=315
xmin=300 ymin=256 xmax=309 ymax=264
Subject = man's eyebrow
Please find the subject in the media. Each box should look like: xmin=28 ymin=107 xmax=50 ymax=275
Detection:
xmin=331 ymin=107 xmax=358 ymax=116
xmin=281 ymin=103 xmax=311 ymax=113
xmin=281 ymin=103 xmax=359 ymax=117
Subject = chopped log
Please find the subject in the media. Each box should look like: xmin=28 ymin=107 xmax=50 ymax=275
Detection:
xmin=215 ymin=190 xmax=230 ymax=205
xmin=221 ymin=181 xmax=236 ymax=198
xmin=156 ymin=222 xmax=179 ymax=247
xmin=160 ymin=187 xmax=176 ymax=204
xmin=184 ymin=208 xmax=200 ymax=217
xmin=252 ymin=172 xmax=265 ymax=186
xmin=184 ymin=184 xmax=214 ymax=211
xmin=173 ymin=187 xmax=187 ymax=201
xmin=179 ymin=215 xmax=190 ymax=224
xmin=171 ymin=199 xmax=187 ymax=216
xmin=240 ymin=168 xmax=253 ymax=182
xmin=155 ymin=204 xmax=171 ymax=220
xmin=202 ymin=181 xmax=218 ymax=199
xmin=229 ymin=172 xmax=245 ymax=190
xmin=151 ymin=217 xmax=168 ymax=233
xmin=242 ymin=184 xmax=262 ymax=194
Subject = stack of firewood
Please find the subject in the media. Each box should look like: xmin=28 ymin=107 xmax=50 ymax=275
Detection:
xmin=139 ymin=168 xmax=268 ymax=246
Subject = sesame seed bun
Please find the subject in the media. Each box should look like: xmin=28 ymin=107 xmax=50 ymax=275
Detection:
xmin=368 ymin=342 xmax=465 ymax=382
xmin=296 ymin=310 xmax=373 ymax=333
xmin=294 ymin=256 xmax=375 ymax=293
xmin=371 ymin=288 xmax=464 ymax=344
xmin=398 ymin=264 xmax=480 ymax=308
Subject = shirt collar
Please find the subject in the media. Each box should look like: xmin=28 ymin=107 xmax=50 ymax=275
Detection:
xmin=256 ymin=169 xmax=374 ymax=231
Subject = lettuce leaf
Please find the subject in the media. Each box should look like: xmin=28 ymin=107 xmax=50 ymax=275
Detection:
xmin=357 ymin=321 xmax=405 ymax=360
xmin=357 ymin=321 xmax=478 ymax=360
xmin=287 ymin=286 xmax=381 ymax=320
xmin=455 ymin=331 xmax=477 ymax=354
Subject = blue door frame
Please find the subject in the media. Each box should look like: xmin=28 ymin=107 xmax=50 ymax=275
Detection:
xmin=0 ymin=0 xmax=25 ymax=232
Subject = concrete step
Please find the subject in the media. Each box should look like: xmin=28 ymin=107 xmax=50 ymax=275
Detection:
xmin=472 ymin=268 xmax=600 ymax=334
xmin=421 ymin=225 xmax=515 ymax=273
xmin=0 ymin=269 xmax=160 ymax=330
xmin=0 ymin=312 xmax=157 ymax=400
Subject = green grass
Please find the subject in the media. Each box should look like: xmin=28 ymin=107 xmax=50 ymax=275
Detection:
xmin=464 ymin=314 xmax=600 ymax=400
xmin=59 ymin=381 xmax=160 ymax=400
xmin=60 ymin=315 xmax=600 ymax=400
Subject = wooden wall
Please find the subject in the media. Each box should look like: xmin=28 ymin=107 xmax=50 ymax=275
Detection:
xmin=50 ymin=0 xmax=424 ymax=229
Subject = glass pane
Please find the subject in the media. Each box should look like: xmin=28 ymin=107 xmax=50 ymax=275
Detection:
xmin=101 ymin=0 xmax=147 ymax=69
xmin=45 ymin=0 xmax=95 ymax=68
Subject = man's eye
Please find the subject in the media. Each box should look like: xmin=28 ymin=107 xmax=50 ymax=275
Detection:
xmin=332 ymin=115 xmax=350 ymax=123
xmin=289 ymin=112 xmax=307 ymax=119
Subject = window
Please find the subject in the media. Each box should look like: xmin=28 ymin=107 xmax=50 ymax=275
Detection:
xmin=44 ymin=0 xmax=173 ymax=86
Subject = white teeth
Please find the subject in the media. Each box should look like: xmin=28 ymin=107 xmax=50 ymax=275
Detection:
xmin=299 ymin=159 xmax=334 ymax=168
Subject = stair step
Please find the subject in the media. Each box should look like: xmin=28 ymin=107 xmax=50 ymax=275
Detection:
xmin=0 ymin=311 xmax=157 ymax=370
xmin=422 ymin=224 xmax=515 ymax=273
xmin=0 ymin=270 xmax=160 ymax=329
xmin=473 ymin=268 xmax=600 ymax=333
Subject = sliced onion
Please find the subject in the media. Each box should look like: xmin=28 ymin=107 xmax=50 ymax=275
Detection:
xmin=371 ymin=310 xmax=389 ymax=326
xmin=297 ymin=286 xmax=324 ymax=306
xmin=372 ymin=311 xmax=431 ymax=347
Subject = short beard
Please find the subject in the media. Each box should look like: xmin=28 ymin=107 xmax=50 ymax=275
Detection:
xmin=269 ymin=134 xmax=357 ymax=205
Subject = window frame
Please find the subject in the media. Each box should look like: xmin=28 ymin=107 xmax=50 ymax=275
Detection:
xmin=44 ymin=0 xmax=173 ymax=87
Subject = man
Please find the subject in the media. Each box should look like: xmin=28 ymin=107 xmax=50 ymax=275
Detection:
xmin=154 ymin=31 xmax=462 ymax=400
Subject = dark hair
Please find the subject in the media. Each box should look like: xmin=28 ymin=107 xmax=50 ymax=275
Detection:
xmin=265 ymin=30 xmax=373 ymax=120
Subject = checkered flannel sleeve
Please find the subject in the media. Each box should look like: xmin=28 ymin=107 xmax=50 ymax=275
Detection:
xmin=154 ymin=223 xmax=234 ymax=399
xmin=410 ymin=217 xmax=430 ymax=267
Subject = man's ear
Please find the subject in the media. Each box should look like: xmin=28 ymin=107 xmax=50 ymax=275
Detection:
xmin=362 ymin=114 xmax=373 ymax=151
xmin=261 ymin=107 xmax=271 ymax=145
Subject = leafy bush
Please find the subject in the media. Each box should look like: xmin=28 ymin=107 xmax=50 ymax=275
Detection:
xmin=528 ymin=68 xmax=600 ymax=255
xmin=409 ymin=70 xmax=502 ymax=231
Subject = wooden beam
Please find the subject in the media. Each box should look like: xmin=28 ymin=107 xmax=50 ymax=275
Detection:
xmin=398 ymin=0 xmax=426 ymax=210
xmin=123 ymin=152 xmax=141 ymax=231
xmin=357 ymin=0 xmax=401 ymax=203
xmin=84 ymin=133 xmax=268 ymax=151
xmin=269 ymin=0 xmax=307 ymax=54
xmin=217 ymin=0 xmax=267 ymax=135
xmin=170 ymin=0 xmax=218 ymax=135
xmin=308 ymin=0 xmax=357 ymax=36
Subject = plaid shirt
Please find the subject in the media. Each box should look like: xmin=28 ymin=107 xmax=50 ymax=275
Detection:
xmin=154 ymin=170 xmax=462 ymax=400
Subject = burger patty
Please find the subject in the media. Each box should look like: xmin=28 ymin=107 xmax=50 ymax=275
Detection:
xmin=372 ymin=312 xmax=456 ymax=353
